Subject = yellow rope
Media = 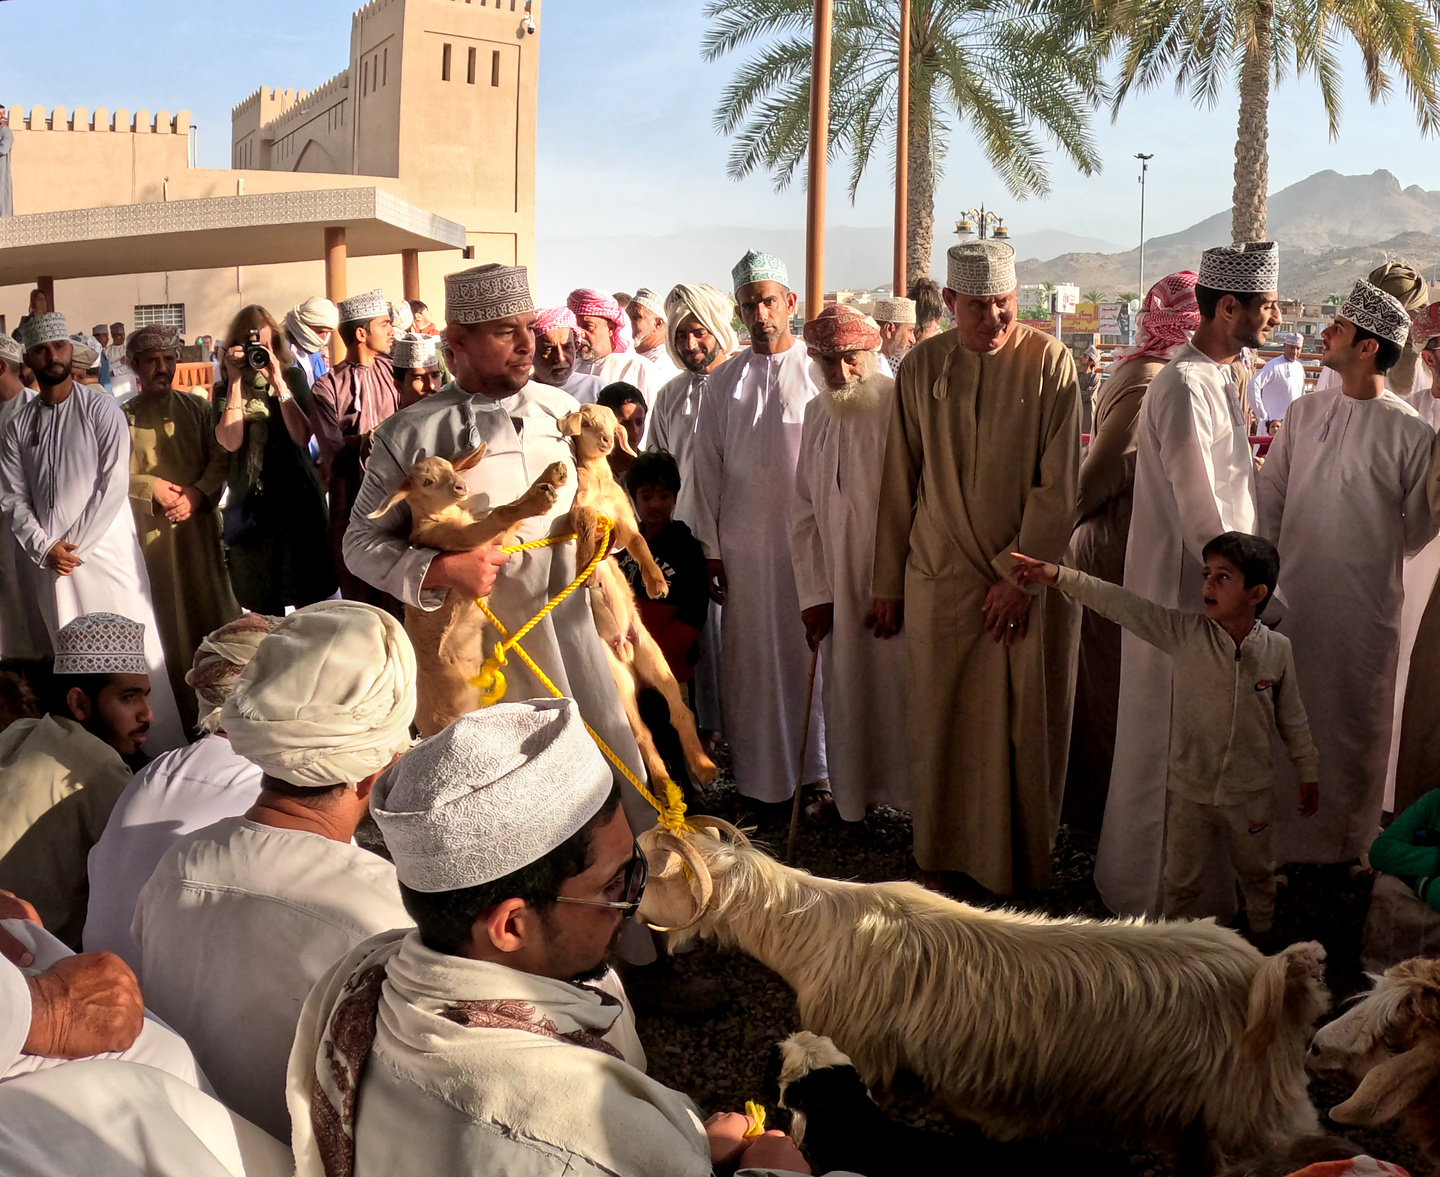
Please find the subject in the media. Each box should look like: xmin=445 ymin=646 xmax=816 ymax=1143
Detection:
xmin=743 ymin=1101 xmax=767 ymax=1139
xmin=469 ymin=517 xmax=694 ymax=835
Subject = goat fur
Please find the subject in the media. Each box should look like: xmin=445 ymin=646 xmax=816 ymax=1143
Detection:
xmin=639 ymin=820 xmax=1330 ymax=1168
xmin=367 ymin=445 xmax=567 ymax=736
xmin=561 ymin=403 xmax=715 ymax=787
xmin=1309 ymin=956 xmax=1440 ymax=1175
xmin=559 ymin=404 xmax=667 ymax=598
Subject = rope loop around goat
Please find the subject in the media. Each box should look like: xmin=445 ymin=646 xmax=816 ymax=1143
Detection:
xmin=468 ymin=516 xmax=695 ymax=836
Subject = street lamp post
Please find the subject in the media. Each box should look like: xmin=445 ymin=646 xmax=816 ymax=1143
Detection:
xmin=1135 ymin=153 xmax=1153 ymax=296
xmin=954 ymin=206 xmax=1009 ymax=242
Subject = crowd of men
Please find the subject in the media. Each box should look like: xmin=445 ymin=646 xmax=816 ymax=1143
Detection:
xmin=0 ymin=227 xmax=1437 ymax=1171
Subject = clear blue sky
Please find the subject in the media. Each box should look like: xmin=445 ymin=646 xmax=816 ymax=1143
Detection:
xmin=1 ymin=0 xmax=1435 ymax=249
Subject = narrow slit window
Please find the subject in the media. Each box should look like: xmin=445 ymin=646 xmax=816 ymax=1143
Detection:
xmin=383 ymin=48 xmax=388 ymax=85
xmin=491 ymin=49 xmax=501 ymax=86
xmin=442 ymin=43 xmax=452 ymax=81
xmin=362 ymin=60 xmax=368 ymax=96
xmin=467 ymin=47 xmax=477 ymax=84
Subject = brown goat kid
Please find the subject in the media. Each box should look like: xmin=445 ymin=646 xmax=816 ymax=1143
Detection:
xmin=560 ymin=403 xmax=715 ymax=787
xmin=1308 ymin=957 xmax=1440 ymax=1174
xmin=639 ymin=819 xmax=1331 ymax=1172
xmin=367 ymin=446 xmax=567 ymax=736
xmin=560 ymin=404 xmax=666 ymax=598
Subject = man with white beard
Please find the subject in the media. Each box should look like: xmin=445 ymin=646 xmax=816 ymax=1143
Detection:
xmin=532 ymin=305 xmax=602 ymax=403
xmin=692 ymin=251 xmax=826 ymax=807
xmin=567 ymin=289 xmax=659 ymax=399
xmin=628 ymin=287 xmax=682 ymax=388
xmin=791 ymin=306 xmax=908 ymax=823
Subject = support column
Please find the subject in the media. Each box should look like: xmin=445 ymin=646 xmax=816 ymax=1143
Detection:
xmin=401 ymin=249 xmax=421 ymax=303
xmin=893 ymin=0 xmax=911 ymax=298
xmin=324 ymin=227 xmax=347 ymax=367
xmin=37 ymin=275 xmax=55 ymax=314
xmin=804 ymin=0 xmax=833 ymax=322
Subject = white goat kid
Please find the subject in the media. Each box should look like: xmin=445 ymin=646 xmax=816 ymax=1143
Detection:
xmin=1308 ymin=957 xmax=1440 ymax=1173
xmin=639 ymin=819 xmax=1330 ymax=1169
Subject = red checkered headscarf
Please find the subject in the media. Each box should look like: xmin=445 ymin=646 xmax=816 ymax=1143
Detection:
xmin=803 ymin=304 xmax=881 ymax=356
xmin=1114 ymin=271 xmax=1199 ymax=365
xmin=566 ymin=289 xmax=633 ymax=354
xmin=533 ymin=306 xmax=580 ymax=338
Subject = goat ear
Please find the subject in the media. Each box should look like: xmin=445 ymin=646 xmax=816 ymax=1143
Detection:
xmin=558 ymin=411 xmax=582 ymax=438
xmin=366 ymin=479 xmax=413 ymax=520
xmin=1331 ymin=1031 xmax=1440 ymax=1126
xmin=453 ymin=443 xmax=488 ymax=472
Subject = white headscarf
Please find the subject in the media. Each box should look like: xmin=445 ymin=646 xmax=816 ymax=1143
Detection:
xmin=284 ymin=298 xmax=340 ymax=356
xmin=221 ymin=601 xmax=417 ymax=788
xmin=664 ymin=284 xmax=739 ymax=370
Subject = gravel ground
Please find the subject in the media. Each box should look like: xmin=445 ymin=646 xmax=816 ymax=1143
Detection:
xmin=634 ymin=759 xmax=1421 ymax=1174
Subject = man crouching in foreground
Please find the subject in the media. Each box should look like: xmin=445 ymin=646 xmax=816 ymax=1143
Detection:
xmin=288 ymin=698 xmax=813 ymax=1176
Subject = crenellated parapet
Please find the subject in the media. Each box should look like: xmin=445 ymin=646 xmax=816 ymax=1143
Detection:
xmin=4 ymin=106 xmax=193 ymax=134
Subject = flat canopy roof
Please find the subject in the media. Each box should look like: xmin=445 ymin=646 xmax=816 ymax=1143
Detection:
xmin=0 ymin=187 xmax=467 ymax=284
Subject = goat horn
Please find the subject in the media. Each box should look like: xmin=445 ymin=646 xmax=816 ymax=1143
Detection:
xmin=689 ymin=815 xmax=751 ymax=848
xmin=646 ymin=832 xmax=714 ymax=934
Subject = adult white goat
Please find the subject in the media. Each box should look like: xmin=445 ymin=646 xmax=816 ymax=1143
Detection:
xmin=1308 ymin=957 xmax=1440 ymax=1173
xmin=639 ymin=819 xmax=1330 ymax=1169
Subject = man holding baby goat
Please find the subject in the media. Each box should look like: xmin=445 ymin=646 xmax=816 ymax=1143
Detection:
xmin=341 ymin=264 xmax=655 ymax=861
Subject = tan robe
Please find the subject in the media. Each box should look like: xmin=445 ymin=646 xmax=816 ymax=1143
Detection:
xmin=0 ymin=716 xmax=132 ymax=947
xmin=873 ymin=324 xmax=1081 ymax=893
xmin=125 ymin=390 xmax=240 ymax=734
xmin=1064 ymin=358 xmax=1165 ymax=833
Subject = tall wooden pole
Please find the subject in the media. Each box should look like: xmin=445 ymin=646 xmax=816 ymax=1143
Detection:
xmin=805 ymin=0 xmax=833 ymax=321
xmin=324 ymin=227 xmax=348 ymax=367
xmin=401 ymin=249 xmax=421 ymax=303
xmin=893 ymin=0 xmax=911 ymax=297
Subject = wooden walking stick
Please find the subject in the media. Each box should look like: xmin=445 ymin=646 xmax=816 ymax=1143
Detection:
xmin=785 ymin=644 xmax=821 ymax=864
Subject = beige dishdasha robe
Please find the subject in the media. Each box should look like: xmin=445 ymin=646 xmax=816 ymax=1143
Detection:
xmin=873 ymin=323 xmax=1081 ymax=893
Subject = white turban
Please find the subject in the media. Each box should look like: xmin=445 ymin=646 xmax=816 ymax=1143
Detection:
xmin=664 ymin=283 xmax=739 ymax=371
xmin=284 ymin=298 xmax=340 ymax=355
xmin=221 ymin=601 xmax=417 ymax=789
xmin=69 ymin=333 xmax=101 ymax=371
xmin=370 ymin=699 xmax=613 ymax=892
xmin=391 ymin=300 xmax=415 ymax=332
xmin=185 ymin=614 xmax=284 ymax=734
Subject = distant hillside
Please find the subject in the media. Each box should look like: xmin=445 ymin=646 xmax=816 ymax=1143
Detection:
xmin=1017 ymin=170 xmax=1440 ymax=301
xmin=534 ymin=225 xmax=1121 ymax=304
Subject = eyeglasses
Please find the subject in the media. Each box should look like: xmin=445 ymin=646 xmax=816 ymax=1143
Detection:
xmin=553 ymin=839 xmax=648 ymax=916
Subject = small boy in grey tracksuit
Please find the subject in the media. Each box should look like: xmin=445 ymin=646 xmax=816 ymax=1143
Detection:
xmin=1013 ymin=531 xmax=1319 ymax=935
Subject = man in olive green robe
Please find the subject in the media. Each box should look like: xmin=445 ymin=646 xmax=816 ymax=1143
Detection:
xmin=871 ymin=241 xmax=1080 ymax=895
xmin=124 ymin=325 xmax=239 ymax=733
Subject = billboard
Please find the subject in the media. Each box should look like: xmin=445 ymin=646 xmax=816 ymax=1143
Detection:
xmin=1069 ymin=303 xmax=1101 ymax=333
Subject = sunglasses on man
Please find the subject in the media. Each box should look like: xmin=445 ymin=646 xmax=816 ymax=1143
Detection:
xmin=553 ymin=839 xmax=648 ymax=916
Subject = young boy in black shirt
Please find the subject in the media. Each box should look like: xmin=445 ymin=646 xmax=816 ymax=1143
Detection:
xmin=616 ymin=451 xmax=711 ymax=792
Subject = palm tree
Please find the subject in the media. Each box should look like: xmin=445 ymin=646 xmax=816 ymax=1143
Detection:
xmin=1102 ymin=0 xmax=1440 ymax=242
xmin=703 ymin=0 xmax=1106 ymax=292
xmin=1116 ymin=291 xmax=1139 ymax=303
xmin=1083 ymin=287 xmax=1106 ymax=304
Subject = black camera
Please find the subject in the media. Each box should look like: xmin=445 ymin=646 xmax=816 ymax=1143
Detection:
xmin=244 ymin=329 xmax=270 ymax=371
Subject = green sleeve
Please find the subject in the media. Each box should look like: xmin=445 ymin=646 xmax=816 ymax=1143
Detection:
xmin=1370 ymin=789 xmax=1440 ymax=888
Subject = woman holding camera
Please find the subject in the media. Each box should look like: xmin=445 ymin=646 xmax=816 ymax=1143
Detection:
xmin=213 ymin=305 xmax=336 ymax=613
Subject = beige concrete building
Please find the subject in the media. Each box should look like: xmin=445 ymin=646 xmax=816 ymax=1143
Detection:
xmin=0 ymin=0 xmax=539 ymax=341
